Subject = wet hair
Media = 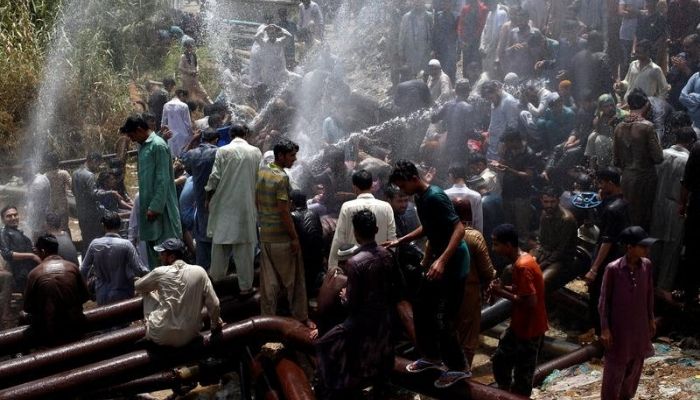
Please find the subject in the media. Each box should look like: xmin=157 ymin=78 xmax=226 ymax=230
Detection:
xmin=492 ymin=224 xmax=519 ymax=247
xmin=35 ymin=234 xmax=59 ymax=255
xmin=101 ymin=211 xmax=122 ymax=230
xmin=454 ymin=79 xmax=471 ymax=96
xmin=469 ymin=154 xmax=487 ymax=166
xmin=352 ymin=209 xmax=377 ymax=240
xmin=595 ymin=168 xmax=621 ymax=186
xmin=273 ymin=138 xmax=300 ymax=159
xmin=351 ymin=169 xmax=373 ymax=191
xmin=587 ymin=31 xmax=604 ymax=52
xmin=43 ymin=153 xmax=60 ymax=170
xmin=384 ymin=184 xmax=404 ymax=200
xmin=142 ymin=112 xmax=156 ymax=124
xmin=669 ymin=110 xmax=693 ymax=128
xmin=540 ymin=186 xmax=562 ymax=199
xmin=96 ymin=171 xmax=115 ymax=189
xmin=186 ymin=101 xmax=198 ymax=113
xmin=626 ymin=88 xmax=649 ymax=111
xmin=527 ymin=31 xmax=546 ymax=48
xmin=636 ymin=39 xmax=653 ymax=56
xmin=162 ymin=78 xmax=176 ymax=88
xmin=229 ymin=123 xmax=250 ymax=138
xmin=45 ymin=212 xmax=62 ymax=230
xmin=480 ymin=80 xmax=501 ymax=96
xmin=86 ymin=152 xmax=102 ymax=162
xmin=502 ymin=128 xmax=522 ymax=143
xmin=676 ymin=127 xmax=698 ymax=144
xmin=175 ymin=89 xmax=189 ymax=98
xmin=448 ymin=164 xmax=468 ymax=180
xmin=325 ymin=148 xmax=345 ymax=165
xmin=389 ymin=160 xmax=420 ymax=184
xmin=1 ymin=206 xmax=17 ymax=219
xmin=108 ymin=159 xmax=125 ymax=170
xmin=290 ymin=189 xmax=307 ymax=208
xmin=683 ymin=33 xmax=700 ymax=47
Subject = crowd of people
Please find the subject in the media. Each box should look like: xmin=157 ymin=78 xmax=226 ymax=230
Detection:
xmin=2 ymin=0 xmax=700 ymax=398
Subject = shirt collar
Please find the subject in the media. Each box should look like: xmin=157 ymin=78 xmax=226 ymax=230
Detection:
xmin=105 ymin=232 xmax=121 ymax=238
xmin=357 ymin=193 xmax=375 ymax=199
xmin=451 ymin=183 xmax=467 ymax=189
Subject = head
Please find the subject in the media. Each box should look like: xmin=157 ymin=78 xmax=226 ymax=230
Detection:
xmin=502 ymin=129 xmax=524 ymax=153
xmin=43 ymin=153 xmax=59 ymax=171
xmin=182 ymin=36 xmax=196 ymax=53
xmin=120 ymin=114 xmax=151 ymax=144
xmin=511 ymin=6 xmax=530 ymax=30
xmin=384 ymin=184 xmax=410 ymax=215
xmin=595 ymin=168 xmax=622 ymax=198
xmin=540 ymin=186 xmax=562 ymax=215
xmin=558 ymin=80 xmax=572 ymax=98
xmin=675 ymin=125 xmax=698 ymax=149
xmin=352 ymin=209 xmax=378 ymax=244
xmin=154 ymin=238 xmax=186 ymax=266
xmin=682 ymin=34 xmax=700 ymax=58
xmin=626 ymin=88 xmax=649 ymax=112
xmin=163 ymin=78 xmax=176 ymax=92
xmin=469 ymin=154 xmax=488 ymax=175
xmin=1 ymin=206 xmax=19 ymax=228
xmin=141 ymin=112 xmax=157 ymax=131
xmin=619 ymin=226 xmax=657 ymax=259
xmin=101 ymin=211 xmax=122 ymax=232
xmin=634 ymin=39 xmax=652 ymax=62
xmin=597 ymin=94 xmax=617 ymax=117
xmin=491 ymin=224 xmax=519 ymax=259
xmin=454 ymin=79 xmax=471 ymax=99
xmin=448 ymin=163 xmax=467 ymax=184
xmin=480 ymin=80 xmax=502 ymax=105
xmin=465 ymin=62 xmax=482 ymax=83
xmin=35 ymin=234 xmax=59 ymax=260
xmin=325 ymin=148 xmax=346 ymax=171
xmin=351 ymin=169 xmax=373 ymax=194
xmin=175 ymin=89 xmax=189 ymax=101
xmin=201 ymin=128 xmax=220 ymax=144
xmin=389 ymin=160 xmax=423 ymax=195
xmin=229 ymin=123 xmax=250 ymax=139
xmin=412 ymin=0 xmax=424 ymax=11
xmin=96 ymin=171 xmax=116 ymax=190
xmin=428 ymin=59 xmax=442 ymax=78
xmin=273 ymin=138 xmax=299 ymax=168
xmin=587 ymin=31 xmax=604 ymax=53
xmin=484 ymin=0 xmax=498 ymax=10
xmin=290 ymin=189 xmax=307 ymax=209
xmin=561 ymin=19 xmax=579 ymax=41
xmin=645 ymin=0 xmax=658 ymax=12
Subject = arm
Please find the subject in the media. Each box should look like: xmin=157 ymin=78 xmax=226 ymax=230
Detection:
xmin=586 ymin=242 xmax=613 ymax=282
xmin=203 ymin=275 xmax=221 ymax=329
xmin=387 ymin=206 xmax=397 ymax=241
xmin=278 ymin=198 xmax=299 ymax=253
xmin=204 ymin=150 xmax=222 ymax=203
xmin=79 ymin=244 xmax=94 ymax=281
xmin=426 ymin=220 xmax=465 ymax=280
xmin=647 ymin=125 xmax=664 ymax=164
xmin=598 ymin=263 xmax=614 ymax=347
xmin=679 ymin=74 xmax=700 ymax=110
xmin=126 ymin=242 xmax=149 ymax=278
xmin=134 ymin=270 xmax=160 ymax=295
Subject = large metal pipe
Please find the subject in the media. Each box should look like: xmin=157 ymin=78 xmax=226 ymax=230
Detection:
xmin=275 ymin=357 xmax=316 ymax=400
xmin=0 ymin=316 xmax=313 ymax=400
xmin=484 ymin=323 xmax=581 ymax=357
xmin=532 ymin=342 xmax=604 ymax=385
xmin=392 ymin=357 xmax=528 ymax=400
xmin=0 ymin=294 xmax=260 ymax=387
xmin=480 ymin=299 xmax=513 ymax=332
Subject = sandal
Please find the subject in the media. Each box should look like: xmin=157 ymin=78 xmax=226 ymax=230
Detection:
xmin=405 ymin=358 xmax=446 ymax=373
xmin=434 ymin=370 xmax=471 ymax=388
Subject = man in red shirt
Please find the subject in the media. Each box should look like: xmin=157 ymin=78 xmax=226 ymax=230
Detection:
xmin=488 ymin=223 xmax=548 ymax=396
xmin=457 ymin=0 xmax=489 ymax=78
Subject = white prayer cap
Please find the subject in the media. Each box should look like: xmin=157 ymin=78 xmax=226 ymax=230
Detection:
xmin=428 ymin=59 xmax=441 ymax=68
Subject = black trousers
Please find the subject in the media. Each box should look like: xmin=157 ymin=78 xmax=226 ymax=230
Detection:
xmin=681 ymin=204 xmax=700 ymax=299
xmin=492 ymin=328 xmax=544 ymax=396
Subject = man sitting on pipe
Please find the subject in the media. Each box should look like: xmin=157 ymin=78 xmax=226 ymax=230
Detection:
xmin=135 ymin=238 xmax=222 ymax=347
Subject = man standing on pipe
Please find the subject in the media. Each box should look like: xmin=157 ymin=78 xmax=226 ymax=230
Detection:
xmin=488 ymin=223 xmax=548 ymax=397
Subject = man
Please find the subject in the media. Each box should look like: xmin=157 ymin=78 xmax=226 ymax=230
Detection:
xmin=249 ymin=24 xmax=294 ymax=90
xmin=384 ymin=185 xmax=420 ymax=240
xmin=43 ymin=153 xmax=72 ymax=234
xmin=387 ymin=160 xmax=470 ymax=388
xmin=290 ymin=190 xmax=324 ymax=297
xmin=618 ymin=39 xmax=669 ymax=101
xmin=535 ymin=92 xmax=576 ymax=152
xmin=445 ymin=164 xmax=483 ymax=232
xmin=533 ymin=186 xmax=578 ymax=290
xmin=120 ymin=114 xmax=182 ymax=269
xmin=488 ymin=224 xmax=548 ymax=397
xmin=72 ymin=152 xmax=104 ymax=251
xmin=146 ymin=79 xmax=173 ymax=130
xmin=426 ymin=59 xmax=453 ymax=104
xmin=398 ymin=0 xmax=433 ymax=79
xmin=298 ymin=0 xmax=324 ymax=44
xmin=315 ymin=210 xmax=396 ymax=399
xmin=680 ymin=69 xmax=700 ymax=131
xmin=256 ymin=139 xmax=314 ymax=329
xmin=179 ymin=37 xmax=212 ymax=105
xmin=478 ymin=0 xmax=508 ymax=78
xmin=24 ymin=234 xmax=89 ymax=347
xmin=458 ymin=0 xmax=488 ymax=79
xmin=161 ymin=89 xmax=192 ymax=158
xmin=667 ymin=0 xmax=700 ymax=55
xmin=431 ymin=79 xmax=476 ymax=170
xmin=205 ymin=124 xmax=261 ymax=292
xmin=584 ymin=169 xmax=630 ymax=334
xmin=433 ymin=0 xmax=458 ymax=82
xmin=636 ymin=0 xmax=668 ymax=73
xmin=679 ymin=124 xmax=700 ymax=303
xmin=670 ymin=34 xmax=700 ymax=112
xmin=0 ymin=206 xmax=41 ymax=292
xmin=80 ymin=212 xmax=149 ymax=305
xmin=599 ymin=226 xmax=656 ymax=400
xmin=585 ymin=94 xmax=626 ymax=171
xmin=328 ymin=170 xmax=396 ymax=270
xmin=650 ymin=124 xmax=695 ymax=290
xmin=45 ymin=212 xmax=78 ymax=266
xmin=135 ymin=238 xmax=221 ymax=347
xmin=277 ymin=8 xmax=298 ymax=68
xmin=501 ymin=7 xmax=541 ymax=79
xmin=480 ymin=80 xmax=520 ymax=161
xmin=181 ymin=129 xmax=219 ymax=270
xmin=618 ymin=0 xmax=645 ymax=78
xmin=613 ymin=89 xmax=663 ymax=230
xmin=570 ymin=31 xmax=614 ymax=104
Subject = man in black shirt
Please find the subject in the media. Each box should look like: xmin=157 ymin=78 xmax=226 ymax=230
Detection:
xmin=680 ymin=139 xmax=700 ymax=303
xmin=0 ymin=206 xmax=41 ymax=292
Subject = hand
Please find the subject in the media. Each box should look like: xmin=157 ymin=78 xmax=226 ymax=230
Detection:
xmin=583 ymin=269 xmax=597 ymax=285
xmin=212 ymin=318 xmax=224 ymax=333
xmin=511 ymin=43 xmax=526 ymax=51
xmin=426 ymin=258 xmax=445 ymax=281
xmin=339 ymin=287 xmax=347 ymax=301
xmin=534 ymin=60 xmax=546 ymax=71
xmin=382 ymin=239 xmax=401 ymax=248
xmin=649 ymin=319 xmax=656 ymax=337
xmin=146 ymin=210 xmax=160 ymax=222
xmin=600 ymin=328 xmax=613 ymax=349
xmin=290 ymin=239 xmax=300 ymax=255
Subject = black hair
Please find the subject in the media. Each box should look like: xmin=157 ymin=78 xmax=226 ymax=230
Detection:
xmin=540 ymin=186 xmax=562 ymax=199
xmin=587 ymin=31 xmax=604 ymax=52
xmin=469 ymin=154 xmax=487 ymax=165
xmin=595 ymin=168 xmax=621 ymax=186
xmin=273 ymin=138 xmax=300 ymax=159
xmin=676 ymin=127 xmax=698 ymax=144
xmin=626 ymin=88 xmax=649 ymax=111
xmin=162 ymin=249 xmax=186 ymax=261
xmin=480 ymin=80 xmax=501 ymax=96
xmin=389 ymin=160 xmax=420 ymax=184
xmin=43 ymin=153 xmax=60 ymax=170
xmin=502 ymin=128 xmax=522 ymax=143
xmin=45 ymin=212 xmax=62 ymax=230
xmin=351 ymin=169 xmax=373 ymax=191
xmin=162 ymin=78 xmax=176 ymax=88
xmin=492 ymin=224 xmax=519 ymax=247
xmin=635 ymin=39 xmax=653 ymax=56
xmin=96 ymin=171 xmax=115 ymax=189
xmin=101 ymin=211 xmax=122 ymax=230
xmin=325 ymin=148 xmax=345 ymax=165
xmin=290 ymin=189 xmax=307 ymax=208
xmin=448 ymin=164 xmax=467 ymax=180
xmin=186 ymin=101 xmax=198 ymax=113
xmin=36 ymin=233 xmax=59 ymax=255
xmin=352 ymin=209 xmax=377 ymax=240
xmin=142 ymin=112 xmax=156 ymax=123
xmin=1 ymin=205 xmax=17 ymax=219
xmin=669 ymin=110 xmax=693 ymax=128
xmin=383 ymin=184 xmax=404 ymax=200
xmin=87 ymin=152 xmax=103 ymax=162
xmin=229 ymin=123 xmax=250 ymax=139
xmin=175 ymin=88 xmax=189 ymax=98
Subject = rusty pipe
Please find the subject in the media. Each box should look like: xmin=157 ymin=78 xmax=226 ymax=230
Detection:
xmin=393 ymin=357 xmax=528 ymax=400
xmin=484 ymin=323 xmax=582 ymax=357
xmin=0 ymin=316 xmax=313 ymax=400
xmin=533 ymin=341 xmax=604 ymax=385
xmin=90 ymin=368 xmax=195 ymax=399
xmin=480 ymin=299 xmax=513 ymax=332
xmin=274 ymin=358 xmax=316 ymax=400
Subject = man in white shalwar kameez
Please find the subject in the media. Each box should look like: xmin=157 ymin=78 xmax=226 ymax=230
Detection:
xmin=650 ymin=128 xmax=695 ymax=290
xmin=398 ymin=0 xmax=433 ymax=79
xmin=248 ymin=24 xmax=294 ymax=90
xmin=205 ymin=124 xmax=262 ymax=294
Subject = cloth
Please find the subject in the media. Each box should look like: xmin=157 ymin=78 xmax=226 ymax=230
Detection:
xmin=501 ymin=147 xmax=539 ymax=200
xmin=24 ymin=255 xmax=88 ymax=346
xmin=433 ymin=10 xmax=458 ymax=81
xmin=599 ymin=256 xmax=655 ymax=361
xmin=619 ymin=0 xmax=644 ymax=41
xmin=414 ymin=185 xmax=470 ymax=278
xmin=571 ymin=49 xmax=614 ymax=102
xmin=209 ymin=242 xmax=255 ymax=288
xmin=680 ymin=72 xmax=700 ymax=129
xmin=148 ymin=87 xmax=169 ymax=130
xmin=394 ymin=79 xmax=432 ymax=113
xmin=536 ymin=106 xmax=576 ymax=150
xmin=136 ymin=259 xmax=220 ymax=347
xmin=521 ymin=0 xmax=547 ymax=30
xmin=26 ymin=174 xmax=50 ymax=240
xmin=427 ymin=71 xmax=453 ymax=104
xmin=622 ymin=60 xmax=669 ymax=100
xmin=502 ymin=26 xmax=542 ymax=78
xmin=510 ymin=253 xmax=548 ymax=339
xmin=578 ymin=0 xmax=607 ymax=31
xmin=315 ymin=242 xmax=395 ymax=391
xmin=248 ymin=27 xmax=293 ymax=89
xmin=72 ymin=166 xmax=104 ymax=249
xmin=0 ymin=267 xmax=12 ymax=329
xmin=291 ymin=207 xmax=324 ymax=296
xmin=433 ymin=99 xmax=476 ymax=167
xmin=257 ymin=163 xmax=292 ymax=243
xmin=298 ymin=1 xmax=324 ymax=36
xmin=128 ymin=193 xmax=149 ymax=268
xmin=457 ymin=1 xmax=488 ymax=43
xmin=259 ymin=241 xmax=308 ymax=321
xmin=161 ymin=97 xmax=192 ymax=158
xmin=492 ymin=328 xmax=544 ymax=397
xmin=137 ymin=133 xmax=182 ymax=268
xmin=601 ymin=356 xmax=645 ymax=400
xmin=535 ymin=206 xmax=578 ymax=267
xmin=398 ymin=9 xmax=433 ymax=78
xmin=80 ymin=233 xmax=149 ymax=305
xmin=479 ymin=5 xmax=508 ymax=76
xmin=486 ymin=92 xmax=520 ymax=161
xmin=502 ymin=197 xmax=533 ymax=248
xmin=178 ymin=53 xmax=211 ymax=104
xmin=327 ymin=193 xmax=396 ymax=269
xmin=0 ymin=226 xmax=38 ymax=291
xmin=650 ymin=145 xmax=689 ymax=290
xmin=181 ymin=143 xmax=218 ymax=244
xmin=668 ymin=0 xmax=700 ymax=44
xmin=45 ymin=169 xmax=72 ymax=231
xmin=669 ymin=53 xmax=700 ymax=111
xmin=445 ymin=184 xmax=484 ymax=232
xmin=613 ymin=116 xmax=664 ymax=229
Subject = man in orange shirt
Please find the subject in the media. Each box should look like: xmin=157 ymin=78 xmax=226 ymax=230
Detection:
xmin=488 ymin=223 xmax=548 ymax=397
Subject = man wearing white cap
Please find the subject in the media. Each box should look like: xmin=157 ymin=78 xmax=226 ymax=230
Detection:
xmin=426 ymin=59 xmax=454 ymax=104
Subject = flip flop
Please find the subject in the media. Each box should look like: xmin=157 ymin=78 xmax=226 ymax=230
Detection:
xmin=405 ymin=358 xmax=446 ymax=373
xmin=434 ymin=370 xmax=471 ymax=388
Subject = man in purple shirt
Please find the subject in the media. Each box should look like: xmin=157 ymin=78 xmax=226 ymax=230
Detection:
xmin=599 ymin=226 xmax=656 ymax=400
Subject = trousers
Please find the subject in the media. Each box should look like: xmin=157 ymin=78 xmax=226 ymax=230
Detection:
xmin=601 ymin=356 xmax=644 ymax=400
xmin=260 ymin=241 xmax=308 ymax=321
xmin=492 ymin=328 xmax=543 ymax=396
xmin=210 ymin=242 xmax=256 ymax=291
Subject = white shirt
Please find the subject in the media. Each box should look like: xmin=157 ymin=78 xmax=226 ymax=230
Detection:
xmin=136 ymin=260 xmax=220 ymax=347
xmin=327 ymin=193 xmax=397 ymax=269
xmin=479 ymin=5 xmax=508 ymax=54
xmin=248 ymin=27 xmax=292 ymax=88
xmin=445 ymin=183 xmax=484 ymax=232
xmin=487 ymin=92 xmax=520 ymax=161
xmin=299 ymin=1 xmax=324 ymax=30
xmin=623 ymin=60 xmax=670 ymax=99
xmin=161 ymin=97 xmax=192 ymax=158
